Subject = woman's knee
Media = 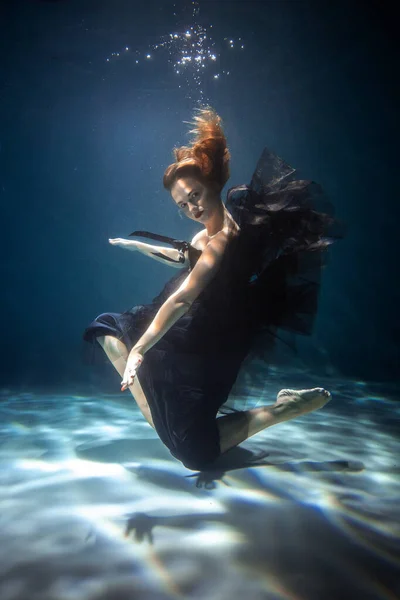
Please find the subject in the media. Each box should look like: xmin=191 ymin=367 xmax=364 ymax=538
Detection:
xmin=98 ymin=335 xmax=127 ymax=358
xmin=98 ymin=334 xmax=114 ymax=350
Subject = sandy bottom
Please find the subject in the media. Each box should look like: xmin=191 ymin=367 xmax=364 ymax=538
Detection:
xmin=0 ymin=371 xmax=399 ymax=600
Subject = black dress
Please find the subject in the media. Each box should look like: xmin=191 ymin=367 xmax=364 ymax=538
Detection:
xmin=83 ymin=149 xmax=342 ymax=470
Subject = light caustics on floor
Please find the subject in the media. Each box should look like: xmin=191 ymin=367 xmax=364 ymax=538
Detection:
xmin=0 ymin=374 xmax=399 ymax=600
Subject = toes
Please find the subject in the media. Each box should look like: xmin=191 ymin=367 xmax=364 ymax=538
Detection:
xmin=277 ymin=387 xmax=331 ymax=400
xmin=313 ymin=387 xmax=331 ymax=397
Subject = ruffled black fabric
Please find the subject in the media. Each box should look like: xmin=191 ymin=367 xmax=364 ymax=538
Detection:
xmin=83 ymin=148 xmax=343 ymax=470
xmin=225 ymin=148 xmax=343 ymax=340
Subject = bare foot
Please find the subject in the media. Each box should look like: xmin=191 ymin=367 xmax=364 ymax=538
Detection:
xmin=273 ymin=387 xmax=331 ymax=421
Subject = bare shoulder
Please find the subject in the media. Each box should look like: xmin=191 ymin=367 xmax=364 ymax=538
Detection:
xmin=191 ymin=225 xmax=238 ymax=253
xmin=208 ymin=229 xmax=232 ymax=255
xmin=190 ymin=229 xmax=209 ymax=251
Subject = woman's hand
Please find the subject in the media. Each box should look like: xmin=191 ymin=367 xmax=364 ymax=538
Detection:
xmin=109 ymin=238 xmax=137 ymax=251
xmin=121 ymin=351 xmax=144 ymax=391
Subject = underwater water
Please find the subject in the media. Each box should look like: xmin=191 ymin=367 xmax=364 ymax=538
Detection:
xmin=1 ymin=371 xmax=399 ymax=600
xmin=1 ymin=0 xmax=399 ymax=598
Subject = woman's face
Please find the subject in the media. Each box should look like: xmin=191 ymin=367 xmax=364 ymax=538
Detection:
xmin=170 ymin=176 xmax=219 ymax=224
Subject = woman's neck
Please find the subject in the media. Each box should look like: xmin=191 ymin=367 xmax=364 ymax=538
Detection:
xmin=206 ymin=201 xmax=228 ymax=238
xmin=206 ymin=206 xmax=239 ymax=239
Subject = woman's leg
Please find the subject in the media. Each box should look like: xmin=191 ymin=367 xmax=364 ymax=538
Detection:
xmin=98 ymin=335 xmax=155 ymax=428
xmin=217 ymin=388 xmax=331 ymax=454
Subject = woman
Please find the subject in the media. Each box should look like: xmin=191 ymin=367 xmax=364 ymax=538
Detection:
xmin=84 ymin=108 xmax=339 ymax=471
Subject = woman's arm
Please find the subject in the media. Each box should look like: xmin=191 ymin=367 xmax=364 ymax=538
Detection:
xmin=132 ymin=232 xmax=227 ymax=355
xmin=121 ymin=230 xmax=228 ymax=389
xmin=109 ymin=238 xmax=188 ymax=268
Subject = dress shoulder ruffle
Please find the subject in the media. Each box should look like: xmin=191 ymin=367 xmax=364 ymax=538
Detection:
xmin=224 ymin=148 xmax=344 ymax=341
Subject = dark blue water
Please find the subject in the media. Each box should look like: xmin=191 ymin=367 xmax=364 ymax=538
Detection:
xmin=0 ymin=1 xmax=398 ymax=598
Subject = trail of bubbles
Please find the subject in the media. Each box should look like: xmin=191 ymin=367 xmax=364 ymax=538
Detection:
xmin=105 ymin=1 xmax=246 ymax=103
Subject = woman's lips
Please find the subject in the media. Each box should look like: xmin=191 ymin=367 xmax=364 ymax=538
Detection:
xmin=193 ymin=208 xmax=204 ymax=219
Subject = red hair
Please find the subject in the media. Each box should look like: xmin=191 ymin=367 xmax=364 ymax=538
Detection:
xmin=163 ymin=107 xmax=230 ymax=192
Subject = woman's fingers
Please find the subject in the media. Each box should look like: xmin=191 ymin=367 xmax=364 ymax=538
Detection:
xmin=121 ymin=368 xmax=137 ymax=391
xmin=121 ymin=378 xmax=131 ymax=391
xmin=121 ymin=355 xmax=143 ymax=391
